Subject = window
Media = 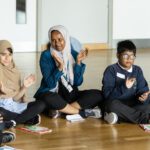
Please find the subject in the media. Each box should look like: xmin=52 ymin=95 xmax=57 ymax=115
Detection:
xmin=16 ymin=0 xmax=26 ymax=24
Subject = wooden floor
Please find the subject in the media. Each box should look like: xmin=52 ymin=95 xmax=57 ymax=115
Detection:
xmin=3 ymin=49 xmax=150 ymax=150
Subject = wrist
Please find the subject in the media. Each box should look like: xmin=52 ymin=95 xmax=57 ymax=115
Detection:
xmin=22 ymin=85 xmax=27 ymax=89
xmin=58 ymin=66 xmax=63 ymax=71
xmin=77 ymin=61 xmax=81 ymax=65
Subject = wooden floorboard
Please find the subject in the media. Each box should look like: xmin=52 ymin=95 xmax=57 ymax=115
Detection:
xmin=2 ymin=49 xmax=150 ymax=150
xmin=8 ymin=116 xmax=150 ymax=150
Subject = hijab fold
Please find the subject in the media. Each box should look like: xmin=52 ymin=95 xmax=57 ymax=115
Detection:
xmin=0 ymin=40 xmax=24 ymax=101
xmin=48 ymin=25 xmax=75 ymax=92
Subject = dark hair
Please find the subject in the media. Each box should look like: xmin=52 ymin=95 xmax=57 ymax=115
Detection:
xmin=117 ymin=40 xmax=136 ymax=55
xmin=7 ymin=47 xmax=13 ymax=54
xmin=47 ymin=42 xmax=51 ymax=49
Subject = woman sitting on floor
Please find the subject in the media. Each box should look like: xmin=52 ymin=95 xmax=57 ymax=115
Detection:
xmin=34 ymin=25 xmax=103 ymax=120
xmin=0 ymin=40 xmax=48 ymax=129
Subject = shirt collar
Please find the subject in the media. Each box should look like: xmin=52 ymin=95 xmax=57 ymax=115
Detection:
xmin=117 ymin=62 xmax=133 ymax=73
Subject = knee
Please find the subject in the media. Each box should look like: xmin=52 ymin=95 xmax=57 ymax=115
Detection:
xmin=105 ymin=100 xmax=120 ymax=112
xmin=143 ymin=104 xmax=150 ymax=113
xmin=0 ymin=107 xmax=6 ymax=117
xmin=43 ymin=93 xmax=58 ymax=104
xmin=90 ymin=90 xmax=104 ymax=102
xmin=35 ymin=101 xmax=46 ymax=112
xmin=39 ymin=102 xmax=46 ymax=111
xmin=90 ymin=89 xmax=101 ymax=95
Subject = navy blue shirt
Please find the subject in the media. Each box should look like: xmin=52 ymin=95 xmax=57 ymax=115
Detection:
xmin=102 ymin=63 xmax=149 ymax=104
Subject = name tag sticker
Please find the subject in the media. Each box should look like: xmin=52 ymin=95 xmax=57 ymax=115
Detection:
xmin=116 ymin=72 xmax=125 ymax=79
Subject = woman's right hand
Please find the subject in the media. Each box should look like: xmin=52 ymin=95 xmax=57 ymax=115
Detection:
xmin=0 ymin=81 xmax=5 ymax=94
xmin=23 ymin=74 xmax=36 ymax=88
xmin=52 ymin=51 xmax=64 ymax=71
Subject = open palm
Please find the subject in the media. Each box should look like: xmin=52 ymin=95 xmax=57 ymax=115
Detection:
xmin=77 ymin=48 xmax=88 ymax=64
xmin=0 ymin=81 xmax=5 ymax=94
xmin=23 ymin=74 xmax=36 ymax=88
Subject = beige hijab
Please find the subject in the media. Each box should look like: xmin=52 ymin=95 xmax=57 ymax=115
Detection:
xmin=0 ymin=40 xmax=22 ymax=100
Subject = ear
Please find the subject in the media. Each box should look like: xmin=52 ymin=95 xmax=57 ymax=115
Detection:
xmin=116 ymin=53 xmax=120 ymax=59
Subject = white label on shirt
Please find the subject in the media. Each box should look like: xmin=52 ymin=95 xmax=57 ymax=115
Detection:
xmin=116 ymin=72 xmax=125 ymax=79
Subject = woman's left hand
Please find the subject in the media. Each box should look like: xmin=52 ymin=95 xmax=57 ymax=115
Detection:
xmin=23 ymin=74 xmax=36 ymax=88
xmin=77 ymin=48 xmax=88 ymax=65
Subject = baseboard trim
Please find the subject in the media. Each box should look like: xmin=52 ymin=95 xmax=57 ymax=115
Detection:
xmin=83 ymin=43 xmax=109 ymax=50
xmin=41 ymin=43 xmax=109 ymax=51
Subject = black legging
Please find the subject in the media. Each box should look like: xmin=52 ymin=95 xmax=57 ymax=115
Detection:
xmin=37 ymin=89 xmax=103 ymax=110
xmin=0 ymin=100 xmax=46 ymax=125
xmin=0 ymin=131 xmax=3 ymax=145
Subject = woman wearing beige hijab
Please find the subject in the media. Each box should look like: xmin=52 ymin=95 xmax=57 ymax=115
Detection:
xmin=0 ymin=40 xmax=47 ymax=129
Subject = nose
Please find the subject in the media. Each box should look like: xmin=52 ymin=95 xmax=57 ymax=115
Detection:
xmin=55 ymin=39 xmax=61 ymax=45
xmin=5 ymin=54 xmax=10 ymax=60
xmin=6 ymin=55 xmax=9 ymax=59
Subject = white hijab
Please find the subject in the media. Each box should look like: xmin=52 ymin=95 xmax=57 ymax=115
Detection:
xmin=48 ymin=25 xmax=75 ymax=92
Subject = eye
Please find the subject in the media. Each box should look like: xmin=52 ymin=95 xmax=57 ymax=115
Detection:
xmin=0 ymin=53 xmax=6 ymax=56
xmin=130 ymin=55 xmax=135 ymax=59
xmin=122 ymin=54 xmax=135 ymax=60
xmin=122 ymin=54 xmax=128 ymax=59
xmin=51 ymin=39 xmax=55 ymax=43
xmin=58 ymin=38 xmax=63 ymax=42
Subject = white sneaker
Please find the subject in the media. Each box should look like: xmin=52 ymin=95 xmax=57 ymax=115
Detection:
xmin=66 ymin=114 xmax=85 ymax=122
xmin=85 ymin=108 xmax=102 ymax=118
xmin=104 ymin=112 xmax=118 ymax=124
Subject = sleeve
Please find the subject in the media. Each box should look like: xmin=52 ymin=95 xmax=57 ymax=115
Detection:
xmin=73 ymin=63 xmax=86 ymax=86
xmin=136 ymin=67 xmax=149 ymax=103
xmin=136 ymin=67 xmax=149 ymax=95
xmin=40 ymin=52 xmax=63 ymax=90
xmin=102 ymin=66 xmax=130 ymax=100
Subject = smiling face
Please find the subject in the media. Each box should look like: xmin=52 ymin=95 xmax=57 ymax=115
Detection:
xmin=0 ymin=48 xmax=13 ymax=67
xmin=51 ymin=30 xmax=66 ymax=51
xmin=117 ymin=50 xmax=136 ymax=70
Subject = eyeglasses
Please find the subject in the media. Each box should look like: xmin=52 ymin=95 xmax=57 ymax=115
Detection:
xmin=122 ymin=54 xmax=136 ymax=60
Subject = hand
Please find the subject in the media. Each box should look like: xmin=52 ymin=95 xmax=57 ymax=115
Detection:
xmin=0 ymin=114 xmax=3 ymax=123
xmin=0 ymin=81 xmax=5 ymax=94
xmin=77 ymin=48 xmax=88 ymax=65
xmin=126 ymin=77 xmax=136 ymax=89
xmin=138 ymin=91 xmax=150 ymax=102
xmin=52 ymin=51 xmax=64 ymax=71
xmin=23 ymin=74 xmax=36 ymax=88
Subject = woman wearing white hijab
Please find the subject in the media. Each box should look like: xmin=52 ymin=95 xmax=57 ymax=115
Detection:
xmin=35 ymin=25 xmax=103 ymax=120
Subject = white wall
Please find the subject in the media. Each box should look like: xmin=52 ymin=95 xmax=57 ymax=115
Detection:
xmin=38 ymin=0 xmax=108 ymax=46
xmin=113 ymin=0 xmax=150 ymax=39
xmin=0 ymin=0 xmax=36 ymax=52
